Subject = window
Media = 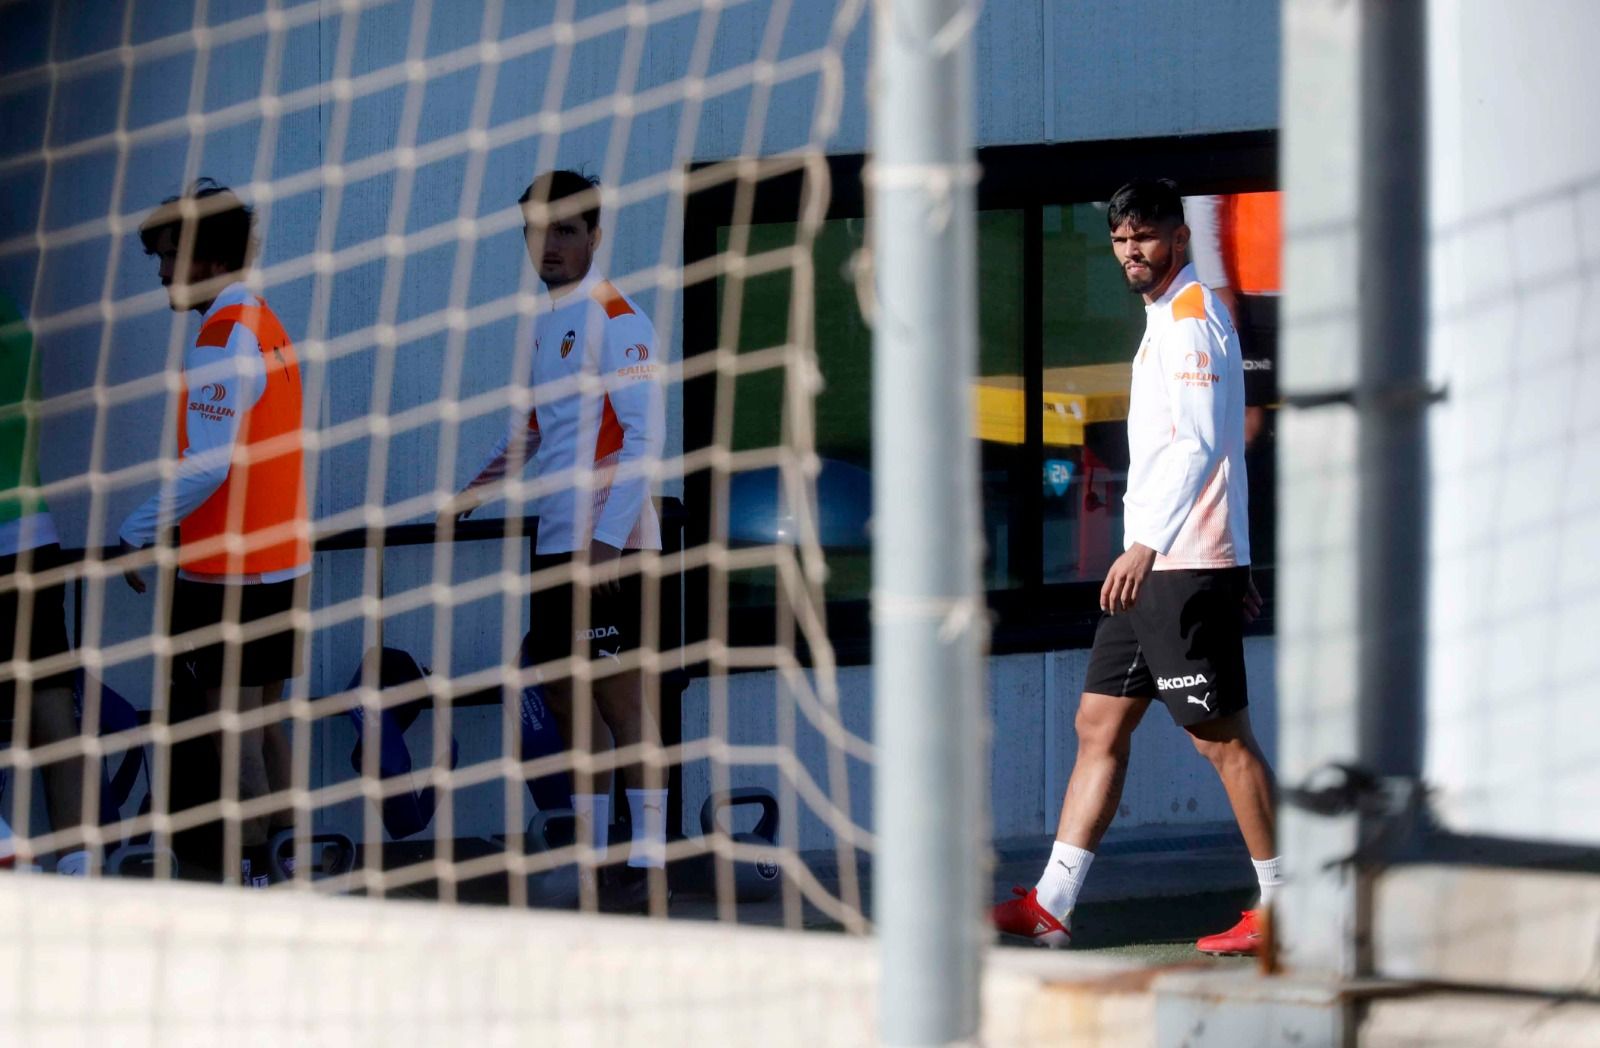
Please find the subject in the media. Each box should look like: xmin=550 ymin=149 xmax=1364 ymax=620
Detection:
xmin=712 ymin=210 xmax=1025 ymax=606
xmin=684 ymin=132 xmax=1278 ymax=663
xmin=1036 ymin=202 xmax=1149 ymax=583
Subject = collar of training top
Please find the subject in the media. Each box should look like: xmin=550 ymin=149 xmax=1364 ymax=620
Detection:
xmin=199 ymin=281 xmax=255 ymax=323
xmin=543 ymin=267 xmax=605 ymax=311
xmin=1145 ymin=262 xmax=1199 ymax=312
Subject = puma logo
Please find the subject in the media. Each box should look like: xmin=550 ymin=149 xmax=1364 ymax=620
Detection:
xmin=1055 ymin=859 xmax=1079 ymax=876
xmin=1187 ymin=693 xmax=1214 ymax=713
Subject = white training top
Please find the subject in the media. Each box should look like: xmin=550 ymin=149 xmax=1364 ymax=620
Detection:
xmin=1184 ymin=195 xmax=1229 ymax=291
xmin=469 ymin=269 xmax=665 ymax=555
xmin=119 ymin=282 xmax=308 ymax=585
xmin=1122 ymin=263 xmax=1251 ymax=570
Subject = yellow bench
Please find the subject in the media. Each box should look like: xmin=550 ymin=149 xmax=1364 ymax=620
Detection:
xmin=973 ymin=362 xmax=1131 ymax=447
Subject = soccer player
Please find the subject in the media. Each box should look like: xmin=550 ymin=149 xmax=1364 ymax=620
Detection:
xmin=0 ymin=289 xmax=89 ymax=874
xmin=119 ymin=180 xmax=309 ymax=887
xmin=992 ymin=179 xmax=1281 ymax=955
xmin=446 ymin=170 xmax=666 ymax=912
xmin=1187 ymin=191 xmax=1281 ymax=565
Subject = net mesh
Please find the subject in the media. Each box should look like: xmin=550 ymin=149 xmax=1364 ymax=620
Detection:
xmin=0 ymin=0 xmax=871 ymax=944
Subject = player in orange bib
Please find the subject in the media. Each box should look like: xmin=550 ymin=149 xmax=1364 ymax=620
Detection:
xmin=120 ymin=180 xmax=310 ymax=887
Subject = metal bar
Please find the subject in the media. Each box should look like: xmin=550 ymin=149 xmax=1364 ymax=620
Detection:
xmin=1019 ymin=202 xmax=1045 ymax=589
xmin=871 ymin=0 xmax=985 ymax=1042
xmin=1350 ymin=0 xmax=1430 ymax=978
xmin=1356 ymin=0 xmax=1428 ymax=782
xmin=38 ymin=503 xmax=691 ymax=565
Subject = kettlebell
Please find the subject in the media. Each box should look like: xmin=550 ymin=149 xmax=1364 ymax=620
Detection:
xmin=699 ymin=787 xmax=782 ymax=902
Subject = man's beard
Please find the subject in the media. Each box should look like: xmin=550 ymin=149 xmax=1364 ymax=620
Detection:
xmin=1124 ymin=257 xmax=1170 ymax=295
xmin=541 ymin=253 xmax=592 ymax=290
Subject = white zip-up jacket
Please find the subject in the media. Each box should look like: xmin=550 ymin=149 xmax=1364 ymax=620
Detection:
xmin=1122 ymin=263 xmax=1251 ymax=569
xmin=469 ymin=269 xmax=665 ymax=554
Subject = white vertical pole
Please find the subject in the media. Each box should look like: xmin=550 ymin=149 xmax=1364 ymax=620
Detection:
xmin=1278 ymin=0 xmax=1366 ymax=977
xmin=871 ymin=0 xmax=985 ymax=1043
xmin=1279 ymin=0 xmax=1428 ymax=979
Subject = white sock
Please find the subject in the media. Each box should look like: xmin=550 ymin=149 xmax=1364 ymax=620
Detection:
xmin=626 ymin=788 xmax=669 ymax=869
xmin=570 ymin=793 xmax=611 ymax=856
xmin=1252 ymin=856 xmax=1284 ymax=910
xmin=1035 ymin=841 xmax=1094 ymax=920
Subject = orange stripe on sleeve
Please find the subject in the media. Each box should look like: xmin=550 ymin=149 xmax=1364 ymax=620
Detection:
xmin=590 ymin=280 xmax=635 ymax=319
xmin=1172 ymin=283 xmax=1207 ymax=322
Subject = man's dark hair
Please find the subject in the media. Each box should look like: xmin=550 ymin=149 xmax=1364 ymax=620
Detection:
xmin=139 ymin=178 xmax=255 ymax=271
xmin=1106 ymin=178 xmax=1185 ymax=231
xmin=519 ymin=169 xmax=601 ymax=231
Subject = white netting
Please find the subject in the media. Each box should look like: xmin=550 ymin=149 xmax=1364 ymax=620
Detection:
xmin=0 ymin=0 xmax=871 ymax=948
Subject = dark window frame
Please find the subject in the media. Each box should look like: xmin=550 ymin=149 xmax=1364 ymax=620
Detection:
xmin=682 ymin=130 xmax=1278 ymax=667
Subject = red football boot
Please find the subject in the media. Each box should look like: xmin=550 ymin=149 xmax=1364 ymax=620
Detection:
xmin=991 ymin=887 xmax=1071 ymax=948
xmin=1196 ymin=909 xmax=1264 ymax=956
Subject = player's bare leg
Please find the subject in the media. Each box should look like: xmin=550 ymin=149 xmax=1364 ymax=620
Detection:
xmin=1055 ymin=691 xmax=1151 ymax=849
xmin=30 ymin=683 xmax=88 ymax=866
xmin=1187 ymin=709 xmax=1283 ymax=955
xmin=1185 ymin=710 xmax=1275 ymax=859
xmin=593 ymin=670 xmax=659 ymax=793
xmin=592 ymin=669 xmax=667 ymax=910
xmin=544 ymin=677 xmax=616 ymax=802
xmin=543 ymin=676 xmax=617 ymax=908
xmin=259 ymin=679 xmax=295 ymax=870
xmin=994 ymin=691 xmax=1148 ymax=947
xmin=207 ymin=684 xmax=273 ymax=882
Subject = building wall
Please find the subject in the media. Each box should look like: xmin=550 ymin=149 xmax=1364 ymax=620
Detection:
xmin=1424 ymin=0 xmax=1600 ymax=845
xmin=0 ymin=0 xmax=1281 ymax=841
xmin=680 ymin=639 xmax=1278 ymax=852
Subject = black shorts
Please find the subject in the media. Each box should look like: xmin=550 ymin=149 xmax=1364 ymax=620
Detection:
xmin=521 ymin=551 xmax=644 ymax=671
xmin=0 ymin=543 xmax=75 ymax=717
xmin=169 ymin=576 xmax=306 ymax=690
xmin=1082 ymin=567 xmax=1250 ymax=727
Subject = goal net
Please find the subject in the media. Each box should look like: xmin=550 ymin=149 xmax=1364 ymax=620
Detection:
xmin=0 ymin=0 xmax=886 ymax=1033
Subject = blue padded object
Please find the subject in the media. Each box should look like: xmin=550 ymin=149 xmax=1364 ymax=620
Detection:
xmin=347 ymin=705 xmax=459 ymax=841
xmin=519 ymin=686 xmax=572 ymax=812
xmin=343 ymin=648 xmax=458 ymax=841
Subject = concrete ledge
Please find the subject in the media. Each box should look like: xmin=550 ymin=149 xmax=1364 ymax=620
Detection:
xmin=22 ymin=871 xmax=1593 ymax=1047
xmin=1154 ymin=968 xmax=1403 ymax=1048
xmin=985 ymin=950 xmax=1170 ymax=1046
xmin=1362 ymin=993 xmax=1600 ymax=1048
xmin=1375 ymin=865 xmax=1600 ymax=994
xmin=1156 ymin=968 xmax=1600 ymax=1048
xmin=0 ymin=873 xmax=1166 ymax=1046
